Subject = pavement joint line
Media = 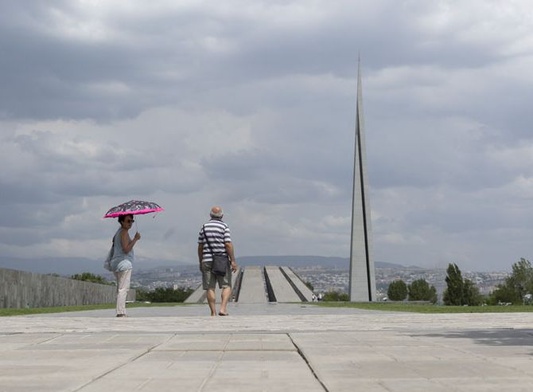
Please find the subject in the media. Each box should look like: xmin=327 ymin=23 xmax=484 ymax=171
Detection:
xmin=29 ymin=333 xmax=62 ymax=346
xmin=197 ymin=350 xmax=225 ymax=391
xmin=288 ymin=332 xmax=329 ymax=392
xmin=70 ymin=332 xmax=178 ymax=392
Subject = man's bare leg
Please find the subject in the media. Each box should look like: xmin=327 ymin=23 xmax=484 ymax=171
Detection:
xmin=219 ymin=287 xmax=231 ymax=315
xmin=206 ymin=289 xmax=217 ymax=316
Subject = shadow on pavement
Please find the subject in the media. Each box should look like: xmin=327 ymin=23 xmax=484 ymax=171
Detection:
xmin=413 ymin=328 xmax=533 ymax=347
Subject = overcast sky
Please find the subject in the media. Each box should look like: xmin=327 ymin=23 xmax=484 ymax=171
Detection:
xmin=1 ymin=0 xmax=532 ymax=272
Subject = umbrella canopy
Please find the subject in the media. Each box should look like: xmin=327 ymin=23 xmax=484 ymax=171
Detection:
xmin=103 ymin=200 xmax=163 ymax=218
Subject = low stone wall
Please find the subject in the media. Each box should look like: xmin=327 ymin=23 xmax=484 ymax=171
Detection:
xmin=0 ymin=268 xmax=135 ymax=308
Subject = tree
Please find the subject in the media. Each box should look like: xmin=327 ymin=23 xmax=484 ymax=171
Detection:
xmin=387 ymin=280 xmax=408 ymax=301
xmin=443 ymin=263 xmax=464 ymax=305
xmin=489 ymin=283 xmax=517 ymax=305
xmin=463 ymin=278 xmax=483 ymax=306
xmin=408 ymin=279 xmax=437 ymax=303
xmin=71 ymin=272 xmax=109 ymax=285
xmin=135 ymin=288 xmax=150 ymax=302
xmin=322 ymin=290 xmax=349 ymax=301
xmin=141 ymin=287 xmax=194 ymax=303
xmin=489 ymin=258 xmax=533 ymax=305
xmin=443 ymin=263 xmax=482 ymax=306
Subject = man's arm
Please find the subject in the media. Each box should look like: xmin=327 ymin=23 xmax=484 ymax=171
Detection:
xmin=225 ymin=242 xmax=237 ymax=272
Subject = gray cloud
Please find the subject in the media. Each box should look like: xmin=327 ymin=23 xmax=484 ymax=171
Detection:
xmin=1 ymin=0 xmax=533 ymax=271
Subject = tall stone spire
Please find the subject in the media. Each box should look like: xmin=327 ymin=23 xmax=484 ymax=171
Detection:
xmin=349 ymin=59 xmax=376 ymax=302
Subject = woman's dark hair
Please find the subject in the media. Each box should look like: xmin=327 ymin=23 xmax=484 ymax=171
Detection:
xmin=118 ymin=214 xmax=133 ymax=223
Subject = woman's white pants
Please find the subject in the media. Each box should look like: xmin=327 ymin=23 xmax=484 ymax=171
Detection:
xmin=114 ymin=269 xmax=132 ymax=316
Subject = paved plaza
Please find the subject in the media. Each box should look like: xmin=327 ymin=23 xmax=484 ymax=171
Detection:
xmin=1 ymin=304 xmax=533 ymax=391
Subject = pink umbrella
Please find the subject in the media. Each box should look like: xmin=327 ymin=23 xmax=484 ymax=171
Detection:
xmin=103 ymin=200 xmax=163 ymax=218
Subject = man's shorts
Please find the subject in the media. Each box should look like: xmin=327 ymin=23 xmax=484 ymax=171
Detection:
xmin=202 ymin=260 xmax=232 ymax=290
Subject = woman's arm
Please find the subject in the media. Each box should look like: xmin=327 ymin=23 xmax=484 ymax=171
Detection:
xmin=121 ymin=229 xmax=140 ymax=254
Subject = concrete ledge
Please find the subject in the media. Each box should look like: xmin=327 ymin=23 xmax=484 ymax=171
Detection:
xmin=0 ymin=268 xmax=134 ymax=308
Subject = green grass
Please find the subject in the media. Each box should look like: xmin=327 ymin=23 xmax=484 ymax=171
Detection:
xmin=0 ymin=302 xmax=187 ymax=317
xmin=316 ymin=301 xmax=533 ymax=313
xmin=4 ymin=301 xmax=533 ymax=316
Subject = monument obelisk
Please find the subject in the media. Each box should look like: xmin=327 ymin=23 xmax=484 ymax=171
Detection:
xmin=349 ymin=60 xmax=376 ymax=302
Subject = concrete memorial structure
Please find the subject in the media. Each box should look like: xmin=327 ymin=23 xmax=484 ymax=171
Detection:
xmin=185 ymin=265 xmax=314 ymax=304
xmin=349 ymin=61 xmax=377 ymax=301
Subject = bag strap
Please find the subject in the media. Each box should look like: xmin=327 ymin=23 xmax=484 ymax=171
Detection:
xmin=202 ymin=225 xmax=215 ymax=255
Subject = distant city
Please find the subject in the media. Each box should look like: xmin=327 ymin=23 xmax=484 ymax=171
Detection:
xmin=0 ymin=255 xmax=510 ymax=300
xmin=126 ymin=264 xmax=509 ymax=301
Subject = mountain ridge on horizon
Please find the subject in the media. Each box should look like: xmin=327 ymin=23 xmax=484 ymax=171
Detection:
xmin=0 ymin=255 xmax=423 ymax=276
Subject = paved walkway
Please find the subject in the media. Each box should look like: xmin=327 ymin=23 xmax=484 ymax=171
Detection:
xmin=1 ymin=304 xmax=533 ymax=391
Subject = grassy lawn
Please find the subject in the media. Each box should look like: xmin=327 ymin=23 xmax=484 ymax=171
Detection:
xmin=316 ymin=301 xmax=533 ymax=313
xmin=4 ymin=302 xmax=533 ymax=316
xmin=0 ymin=302 xmax=186 ymax=317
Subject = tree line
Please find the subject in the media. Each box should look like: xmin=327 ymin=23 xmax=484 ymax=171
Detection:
xmin=387 ymin=278 xmax=438 ymax=303
xmin=386 ymin=258 xmax=533 ymax=306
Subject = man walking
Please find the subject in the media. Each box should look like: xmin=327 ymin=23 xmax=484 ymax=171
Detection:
xmin=198 ymin=206 xmax=238 ymax=316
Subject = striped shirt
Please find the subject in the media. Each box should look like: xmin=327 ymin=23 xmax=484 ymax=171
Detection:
xmin=198 ymin=219 xmax=231 ymax=262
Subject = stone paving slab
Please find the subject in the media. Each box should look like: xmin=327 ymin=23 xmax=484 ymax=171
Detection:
xmin=1 ymin=305 xmax=533 ymax=391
